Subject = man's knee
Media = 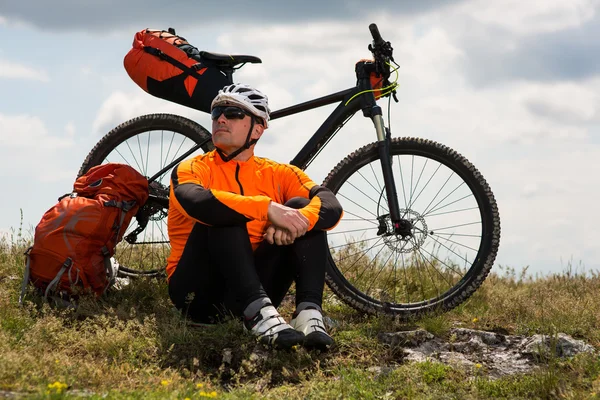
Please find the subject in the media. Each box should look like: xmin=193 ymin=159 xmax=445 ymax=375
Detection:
xmin=285 ymin=197 xmax=310 ymax=209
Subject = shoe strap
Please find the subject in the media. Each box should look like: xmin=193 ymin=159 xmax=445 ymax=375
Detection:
xmin=251 ymin=306 xmax=293 ymax=338
xmin=292 ymin=309 xmax=328 ymax=334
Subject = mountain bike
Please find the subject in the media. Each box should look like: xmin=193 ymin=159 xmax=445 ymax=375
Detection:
xmin=79 ymin=24 xmax=501 ymax=318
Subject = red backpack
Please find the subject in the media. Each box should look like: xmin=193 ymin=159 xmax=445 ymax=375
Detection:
xmin=123 ymin=27 xmax=231 ymax=113
xmin=19 ymin=163 xmax=149 ymax=302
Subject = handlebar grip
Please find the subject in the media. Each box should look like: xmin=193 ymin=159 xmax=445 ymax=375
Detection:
xmin=369 ymin=23 xmax=384 ymax=45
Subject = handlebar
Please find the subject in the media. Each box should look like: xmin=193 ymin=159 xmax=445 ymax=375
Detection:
xmin=367 ymin=23 xmax=395 ymax=81
xmin=369 ymin=23 xmax=384 ymax=46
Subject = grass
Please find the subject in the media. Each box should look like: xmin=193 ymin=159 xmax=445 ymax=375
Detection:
xmin=2 ymin=230 xmax=600 ymax=399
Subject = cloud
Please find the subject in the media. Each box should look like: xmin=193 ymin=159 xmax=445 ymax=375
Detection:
xmin=91 ymin=91 xmax=206 ymax=138
xmin=521 ymin=82 xmax=600 ymax=124
xmin=0 ymin=60 xmax=50 ymax=82
xmin=0 ymin=114 xmax=71 ymax=148
xmin=446 ymin=1 xmax=600 ymax=85
xmin=0 ymin=0 xmax=466 ymax=31
xmin=458 ymin=0 xmax=598 ymax=34
xmin=0 ymin=114 xmax=75 ymax=181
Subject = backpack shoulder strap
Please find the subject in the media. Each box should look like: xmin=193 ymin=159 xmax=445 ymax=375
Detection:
xmin=44 ymin=258 xmax=73 ymax=299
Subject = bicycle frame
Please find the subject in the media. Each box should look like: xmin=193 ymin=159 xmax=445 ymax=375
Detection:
xmin=147 ymin=72 xmax=405 ymax=230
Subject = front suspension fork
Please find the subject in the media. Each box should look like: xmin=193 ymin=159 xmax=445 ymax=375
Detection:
xmin=371 ymin=106 xmax=404 ymax=233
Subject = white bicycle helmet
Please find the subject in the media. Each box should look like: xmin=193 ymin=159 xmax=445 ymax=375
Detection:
xmin=211 ymin=83 xmax=271 ymax=127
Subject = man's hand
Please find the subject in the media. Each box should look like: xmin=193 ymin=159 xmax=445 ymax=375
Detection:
xmin=263 ymin=225 xmax=296 ymax=246
xmin=267 ymin=202 xmax=309 ymax=238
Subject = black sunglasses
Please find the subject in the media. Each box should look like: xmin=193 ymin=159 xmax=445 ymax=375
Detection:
xmin=211 ymin=106 xmax=251 ymax=121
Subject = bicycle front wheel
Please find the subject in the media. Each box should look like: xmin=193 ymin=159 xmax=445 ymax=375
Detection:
xmin=79 ymin=113 xmax=213 ymax=277
xmin=323 ymin=137 xmax=500 ymax=318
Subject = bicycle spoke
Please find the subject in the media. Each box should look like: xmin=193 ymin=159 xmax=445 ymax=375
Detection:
xmin=368 ymin=162 xmax=384 ymax=199
xmin=357 ymin=169 xmax=388 ymax=208
xmin=124 ymin=141 xmax=144 ymax=173
xmin=425 ymin=193 xmax=475 ymax=217
xmin=341 ymin=210 xmax=379 ymax=225
xmin=421 ymin=171 xmax=453 ymax=216
xmin=341 ymin=218 xmax=379 ymax=224
xmin=337 ymin=192 xmax=379 ymax=219
xmin=406 ymin=162 xmax=443 ymax=212
xmin=364 ymin=248 xmax=396 ymax=299
xmin=327 ymin=227 xmax=378 ymax=236
xmin=160 ymin=131 xmax=164 ymax=172
xmin=163 ymin=131 xmax=176 ymax=168
xmin=434 ymin=232 xmax=481 ymax=238
xmin=136 ymin=134 xmax=146 ymax=176
xmin=430 ymin=233 xmax=479 ymax=253
xmin=416 ymin=243 xmax=463 ymax=277
xmin=433 ymin=221 xmax=481 ymax=231
xmin=355 ymin=169 xmax=389 ymax=214
xmin=428 ymin=234 xmax=475 ymax=263
xmin=412 ymin=241 xmax=443 ymax=300
xmin=145 ymin=131 xmax=151 ymax=177
xmin=169 ymin=135 xmax=188 ymax=166
xmin=350 ymin=239 xmax=389 ymax=289
xmin=416 ymin=236 xmax=456 ymax=290
xmin=422 ymin=181 xmax=466 ymax=217
xmin=426 ymin=206 xmax=480 ymax=217
xmin=407 ymin=158 xmax=428 ymax=210
xmin=409 ymin=155 xmax=415 ymax=209
xmin=397 ymin=155 xmax=409 ymax=210
xmin=329 ymin=236 xmax=381 ymax=250
xmin=346 ymin=180 xmax=388 ymax=212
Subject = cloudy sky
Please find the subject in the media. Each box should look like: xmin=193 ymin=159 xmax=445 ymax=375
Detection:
xmin=1 ymin=0 xmax=598 ymax=275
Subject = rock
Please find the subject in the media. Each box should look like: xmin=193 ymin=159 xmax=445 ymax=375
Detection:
xmin=520 ymin=333 xmax=596 ymax=359
xmin=403 ymin=348 xmax=429 ymax=363
xmin=376 ymin=328 xmax=596 ymax=378
xmin=222 ymin=348 xmax=233 ymax=365
xmin=451 ymin=328 xmax=506 ymax=346
xmin=378 ymin=329 xmax=435 ymax=347
xmin=438 ymin=351 xmax=476 ymax=369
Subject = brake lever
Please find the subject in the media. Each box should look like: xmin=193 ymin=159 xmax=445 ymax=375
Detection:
xmin=369 ymin=41 xmax=394 ymax=77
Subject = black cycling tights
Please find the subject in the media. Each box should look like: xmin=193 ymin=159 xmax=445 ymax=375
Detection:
xmin=168 ymin=198 xmax=328 ymax=323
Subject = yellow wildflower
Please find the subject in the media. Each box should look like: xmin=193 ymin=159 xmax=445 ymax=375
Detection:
xmin=475 ymin=363 xmax=482 ymax=369
xmin=160 ymin=380 xmax=170 ymax=386
xmin=47 ymin=381 xmax=68 ymax=394
xmin=199 ymin=390 xmax=218 ymax=398
xmin=196 ymin=383 xmax=204 ymax=388
xmin=472 ymin=317 xmax=478 ymax=323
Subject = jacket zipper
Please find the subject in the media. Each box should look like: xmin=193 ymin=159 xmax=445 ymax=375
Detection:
xmin=235 ymin=164 xmax=244 ymax=195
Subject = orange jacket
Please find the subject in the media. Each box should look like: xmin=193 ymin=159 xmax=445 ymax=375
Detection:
xmin=166 ymin=150 xmax=343 ymax=279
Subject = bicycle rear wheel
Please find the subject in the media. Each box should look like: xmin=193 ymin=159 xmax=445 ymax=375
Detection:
xmin=79 ymin=113 xmax=213 ymax=277
xmin=323 ymin=137 xmax=500 ymax=318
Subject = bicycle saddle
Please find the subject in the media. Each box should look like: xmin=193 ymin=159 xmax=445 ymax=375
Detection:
xmin=200 ymin=51 xmax=262 ymax=65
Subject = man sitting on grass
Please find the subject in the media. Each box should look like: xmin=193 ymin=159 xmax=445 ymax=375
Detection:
xmin=166 ymin=83 xmax=343 ymax=351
